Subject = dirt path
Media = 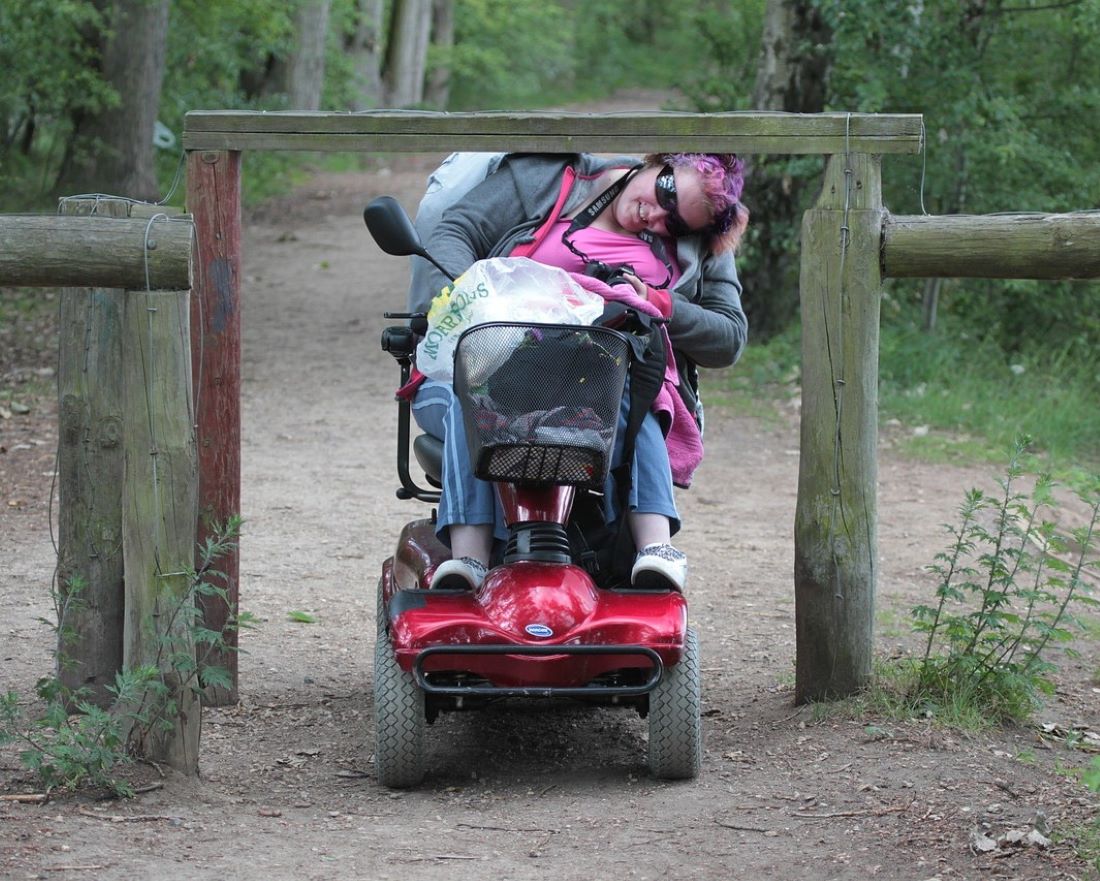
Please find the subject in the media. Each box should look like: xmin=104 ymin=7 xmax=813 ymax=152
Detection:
xmin=2 ymin=95 xmax=1098 ymax=880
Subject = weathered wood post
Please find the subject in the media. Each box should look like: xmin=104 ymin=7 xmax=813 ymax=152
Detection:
xmin=56 ymin=199 xmax=128 ymax=706
xmin=121 ymin=288 xmax=200 ymax=772
xmin=795 ymin=153 xmax=884 ymax=702
xmin=185 ymin=150 xmax=242 ymax=705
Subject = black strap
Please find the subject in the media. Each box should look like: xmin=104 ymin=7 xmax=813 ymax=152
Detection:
xmin=561 ymin=168 xmax=676 ymax=290
xmin=606 ymin=310 xmax=667 ymax=582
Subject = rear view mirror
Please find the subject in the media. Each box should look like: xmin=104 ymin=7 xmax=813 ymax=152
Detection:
xmin=363 ymin=195 xmax=457 ymax=281
xmin=363 ymin=196 xmax=426 ymax=258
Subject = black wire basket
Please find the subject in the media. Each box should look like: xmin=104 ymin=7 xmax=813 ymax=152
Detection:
xmin=453 ymin=322 xmax=631 ymax=488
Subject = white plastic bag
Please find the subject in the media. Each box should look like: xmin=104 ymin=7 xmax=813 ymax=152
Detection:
xmin=415 ymin=257 xmax=605 ymax=381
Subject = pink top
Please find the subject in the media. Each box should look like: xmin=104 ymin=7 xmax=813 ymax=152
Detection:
xmin=509 ymin=166 xmax=676 ymax=318
xmin=528 ymin=219 xmax=682 ymax=291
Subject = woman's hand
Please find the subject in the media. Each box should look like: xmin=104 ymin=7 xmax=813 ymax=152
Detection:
xmin=623 ymin=272 xmax=648 ymax=299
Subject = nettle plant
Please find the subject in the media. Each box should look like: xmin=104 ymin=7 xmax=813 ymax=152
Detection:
xmin=0 ymin=518 xmax=248 ymax=796
xmin=908 ymin=444 xmax=1099 ymax=723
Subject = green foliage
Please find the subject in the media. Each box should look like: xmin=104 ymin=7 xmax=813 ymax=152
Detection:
xmin=818 ymin=0 xmax=1100 ymax=372
xmin=166 ymin=0 xmax=296 ymax=116
xmin=444 ymin=0 xmax=575 ymax=110
xmin=816 ymin=0 xmax=1100 ymax=212
xmin=1087 ymin=757 xmax=1100 ymax=792
xmin=0 ymin=0 xmax=115 ymax=206
xmin=900 ymin=443 xmax=1099 ymax=724
xmin=321 ymin=0 xmax=368 ymax=110
xmin=672 ymin=0 xmax=766 ymax=110
xmin=2 ymin=681 xmax=132 ymax=796
xmin=720 ymin=310 xmax=1100 ymax=469
xmin=0 ymin=1 xmax=112 ymax=128
xmin=675 ymin=0 xmax=1100 ymax=366
xmin=0 ymin=518 xmax=247 ymax=796
xmin=1072 ymin=759 xmax=1100 ymax=872
xmin=444 ymin=0 xmax=747 ymax=110
xmin=158 ymin=0 xmax=302 ymax=207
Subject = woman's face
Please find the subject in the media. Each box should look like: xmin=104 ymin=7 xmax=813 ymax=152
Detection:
xmin=613 ymin=164 xmax=712 ymax=238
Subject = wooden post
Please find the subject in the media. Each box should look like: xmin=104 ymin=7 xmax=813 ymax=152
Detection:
xmin=185 ymin=150 xmax=242 ymax=705
xmin=121 ymin=289 xmax=200 ymax=772
xmin=56 ymin=199 xmax=128 ymax=706
xmin=794 ymin=153 xmax=884 ymax=702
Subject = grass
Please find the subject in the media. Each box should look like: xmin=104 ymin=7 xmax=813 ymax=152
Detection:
xmin=0 ymin=287 xmax=59 ymax=403
xmin=805 ymin=660 xmax=1001 ymax=731
xmin=0 ymin=286 xmax=55 ymax=325
xmin=705 ymin=326 xmax=800 ymax=427
xmin=877 ymin=324 xmax=1100 ymax=473
xmin=716 ymin=319 xmax=1100 ymax=476
xmin=1066 ymin=822 xmax=1100 ymax=875
xmin=875 ymin=606 xmax=907 ymax=640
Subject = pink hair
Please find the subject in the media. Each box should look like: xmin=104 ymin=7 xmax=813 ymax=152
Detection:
xmin=645 ymin=153 xmax=749 ymax=253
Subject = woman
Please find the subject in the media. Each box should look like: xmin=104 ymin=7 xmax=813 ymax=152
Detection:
xmin=410 ymin=152 xmax=749 ymax=592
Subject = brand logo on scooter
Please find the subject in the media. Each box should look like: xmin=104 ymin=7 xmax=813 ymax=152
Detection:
xmin=525 ymin=623 xmax=554 ymax=638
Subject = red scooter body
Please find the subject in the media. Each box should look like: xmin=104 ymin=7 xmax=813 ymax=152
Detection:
xmin=380 ymin=484 xmax=688 ymax=691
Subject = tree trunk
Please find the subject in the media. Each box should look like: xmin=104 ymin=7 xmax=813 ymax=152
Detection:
xmin=383 ymin=0 xmax=432 ymax=107
xmin=746 ymin=0 xmax=832 ymax=340
xmin=287 ymin=0 xmax=332 ymax=111
xmin=347 ymin=0 xmax=386 ymax=110
xmin=424 ymin=0 xmax=455 ymax=109
xmin=55 ymin=0 xmax=171 ymax=201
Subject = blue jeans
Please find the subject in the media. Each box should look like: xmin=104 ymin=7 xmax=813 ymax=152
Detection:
xmin=412 ymin=378 xmax=680 ymax=546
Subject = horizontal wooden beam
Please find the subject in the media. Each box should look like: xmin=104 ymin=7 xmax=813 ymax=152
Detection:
xmin=882 ymin=212 xmax=1100 ymax=279
xmin=182 ymin=110 xmax=924 ymax=155
xmin=0 ymin=215 xmax=193 ymax=289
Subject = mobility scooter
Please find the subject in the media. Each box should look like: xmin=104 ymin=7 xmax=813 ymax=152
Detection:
xmin=365 ymin=196 xmax=701 ymax=788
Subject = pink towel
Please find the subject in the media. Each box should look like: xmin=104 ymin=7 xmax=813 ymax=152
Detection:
xmin=571 ymin=274 xmax=704 ymax=487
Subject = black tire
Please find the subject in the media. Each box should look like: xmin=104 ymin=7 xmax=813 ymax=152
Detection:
xmin=647 ymin=627 xmax=702 ymax=780
xmin=373 ymin=636 xmax=425 ymax=788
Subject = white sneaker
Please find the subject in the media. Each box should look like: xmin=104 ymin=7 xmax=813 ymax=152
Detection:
xmin=631 ymin=543 xmax=687 ymax=592
xmin=431 ymin=556 xmax=488 ymax=591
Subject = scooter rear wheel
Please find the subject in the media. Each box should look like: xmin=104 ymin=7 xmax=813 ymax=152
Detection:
xmin=647 ymin=627 xmax=702 ymax=780
xmin=373 ymin=637 xmax=426 ymax=788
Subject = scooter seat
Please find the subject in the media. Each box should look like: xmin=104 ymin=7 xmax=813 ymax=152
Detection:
xmin=413 ymin=434 xmax=444 ymax=487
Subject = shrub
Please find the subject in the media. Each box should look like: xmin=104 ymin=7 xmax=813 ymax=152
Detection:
xmin=904 ymin=442 xmax=1098 ymax=723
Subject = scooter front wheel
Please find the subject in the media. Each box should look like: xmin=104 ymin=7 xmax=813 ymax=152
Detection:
xmin=647 ymin=627 xmax=702 ymax=780
xmin=373 ymin=637 xmax=426 ymax=788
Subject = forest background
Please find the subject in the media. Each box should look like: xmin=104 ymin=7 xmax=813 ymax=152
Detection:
xmin=1 ymin=0 xmax=1098 ymax=472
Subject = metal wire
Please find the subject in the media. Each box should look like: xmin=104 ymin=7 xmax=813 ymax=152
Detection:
xmin=919 ymin=118 xmax=929 ymax=216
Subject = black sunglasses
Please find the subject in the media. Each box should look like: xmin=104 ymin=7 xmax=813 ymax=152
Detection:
xmin=654 ymin=164 xmax=694 ymax=238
